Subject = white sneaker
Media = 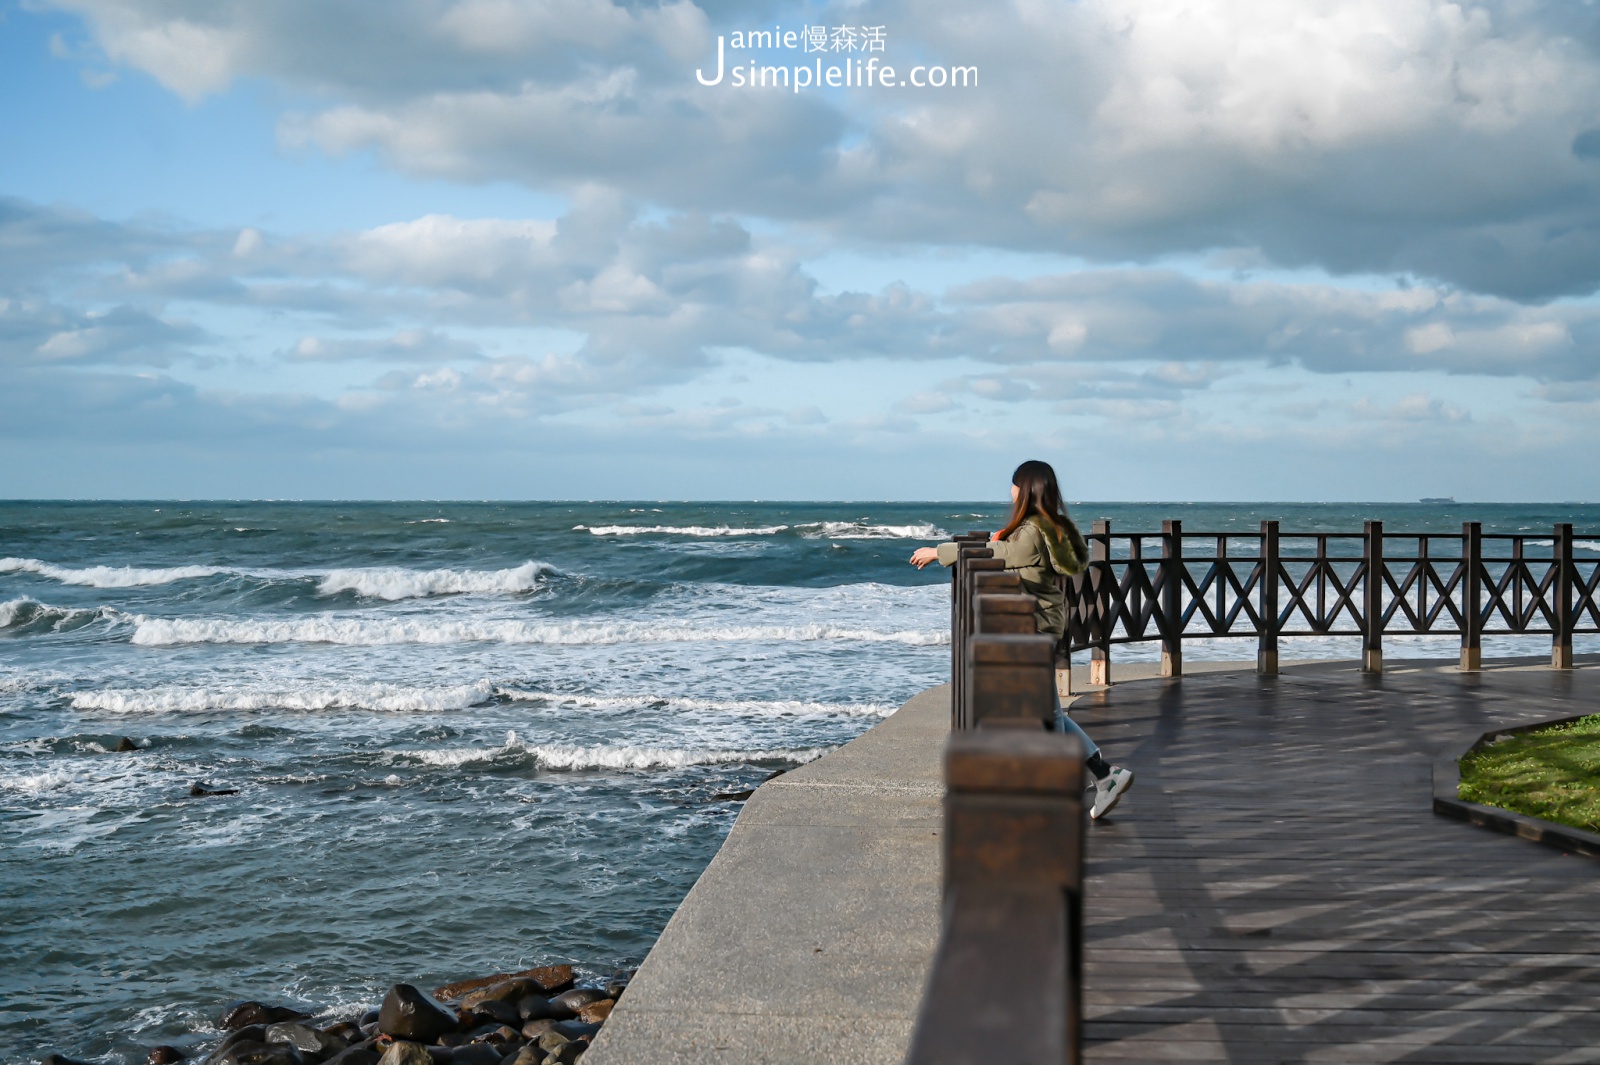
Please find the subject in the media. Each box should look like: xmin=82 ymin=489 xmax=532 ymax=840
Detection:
xmin=1090 ymin=766 xmax=1134 ymax=820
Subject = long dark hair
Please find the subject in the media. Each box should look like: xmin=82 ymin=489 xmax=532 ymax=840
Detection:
xmin=997 ymin=459 xmax=1070 ymax=541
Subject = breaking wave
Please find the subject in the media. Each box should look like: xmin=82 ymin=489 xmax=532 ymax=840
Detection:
xmin=0 ymin=598 xmax=118 ymax=634
xmin=0 ymin=557 xmax=231 ymax=588
xmin=396 ymin=731 xmax=830 ymax=771
xmin=71 ymin=681 xmax=497 ymax=714
xmin=798 ymin=522 xmax=947 ymax=539
xmin=315 ymin=562 xmax=553 ymax=600
xmin=498 ymin=690 xmax=897 ymax=718
xmin=577 ymin=524 xmax=789 ymax=537
xmin=129 ymin=617 xmax=947 ymax=648
xmin=575 ymin=522 xmax=948 ymax=540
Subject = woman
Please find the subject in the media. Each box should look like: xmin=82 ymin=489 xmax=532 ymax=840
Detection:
xmin=911 ymin=459 xmax=1135 ymax=820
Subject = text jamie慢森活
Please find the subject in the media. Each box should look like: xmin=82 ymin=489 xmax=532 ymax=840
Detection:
xmin=695 ymin=25 xmax=976 ymax=91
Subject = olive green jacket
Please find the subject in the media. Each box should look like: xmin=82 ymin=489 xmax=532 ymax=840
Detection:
xmin=934 ymin=516 xmax=1088 ymax=638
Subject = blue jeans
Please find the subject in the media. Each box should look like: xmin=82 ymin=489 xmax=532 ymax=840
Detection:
xmin=1052 ymin=690 xmax=1100 ymax=760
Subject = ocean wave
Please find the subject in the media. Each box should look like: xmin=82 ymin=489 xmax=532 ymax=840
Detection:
xmin=797 ymin=522 xmax=948 ymax=540
xmin=0 ymin=557 xmax=231 ymax=588
xmin=71 ymin=680 xmax=497 ymax=714
xmin=315 ymin=562 xmax=553 ymax=600
xmin=576 ymin=524 xmax=789 ymax=537
xmin=129 ymin=616 xmax=948 ymax=648
xmin=396 ymin=731 xmax=830 ymax=771
xmin=0 ymin=598 xmax=118 ymax=634
xmin=498 ymin=690 xmax=897 ymax=718
xmin=0 ymin=769 xmax=78 ymax=795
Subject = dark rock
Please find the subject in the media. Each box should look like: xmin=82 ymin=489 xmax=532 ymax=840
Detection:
xmin=545 ymin=1043 xmax=585 ymax=1065
xmin=470 ymin=1026 xmax=520 ymax=1046
xmin=459 ymin=980 xmax=537 ymax=1011
xmin=217 ymin=1003 xmax=309 ymax=1030
xmin=448 ymin=1046 xmax=504 ymax=1065
xmin=514 ymin=996 xmax=557 ymax=1023
xmin=436 ymin=1033 xmax=471 ymax=1047
xmin=519 ymin=1020 xmax=556 ymax=1041
xmin=325 ymin=1022 xmax=364 ymax=1043
xmin=534 ymin=1032 xmax=569 ymax=1054
xmin=190 ymin=781 xmax=240 ymax=797
xmin=359 ymin=1023 xmax=381 ymax=1040
xmin=379 ymin=984 xmax=459 ymax=1044
xmin=550 ymin=1022 xmax=600 ymax=1041
xmin=149 ymin=1047 xmax=187 ymax=1064
xmin=359 ymin=1010 xmax=381 ymax=1027
xmin=469 ymin=1000 xmax=520 ymax=1027
xmin=433 ymin=967 xmax=572 ymax=1003
xmin=548 ymin=990 xmax=606 ymax=1015
xmin=574 ymin=1000 xmax=612 ymax=1024
xmin=206 ymin=1026 xmax=267 ymax=1063
xmin=208 ymin=1041 xmax=306 ymax=1065
xmin=376 ymin=1042 xmax=433 ymax=1065
xmin=498 ymin=1048 xmax=543 ymax=1065
xmin=323 ymin=1047 xmax=381 ymax=1065
xmin=116 ymin=736 xmax=140 ymax=752
xmin=266 ymin=1021 xmax=348 ymax=1056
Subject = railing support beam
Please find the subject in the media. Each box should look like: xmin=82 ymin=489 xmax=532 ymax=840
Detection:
xmin=1161 ymin=519 xmax=1183 ymax=678
xmin=1363 ymin=520 xmax=1384 ymax=674
xmin=1258 ymin=520 xmax=1280 ymax=675
xmin=1554 ymin=522 xmax=1574 ymax=669
xmin=1460 ymin=522 xmax=1482 ymax=672
xmin=1090 ymin=520 xmax=1111 ymax=687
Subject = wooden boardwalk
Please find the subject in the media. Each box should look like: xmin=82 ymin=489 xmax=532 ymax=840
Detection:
xmin=1067 ymin=659 xmax=1600 ymax=1065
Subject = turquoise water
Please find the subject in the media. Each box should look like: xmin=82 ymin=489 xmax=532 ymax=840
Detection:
xmin=3 ymin=500 xmax=1596 ymax=1063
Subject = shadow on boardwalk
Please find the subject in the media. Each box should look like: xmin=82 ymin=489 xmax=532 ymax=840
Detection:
xmin=1070 ymin=658 xmax=1600 ymax=1065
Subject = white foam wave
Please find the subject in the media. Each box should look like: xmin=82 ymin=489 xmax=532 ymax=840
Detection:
xmin=577 ymin=524 xmax=789 ymax=537
xmin=0 ymin=557 xmax=229 ymax=588
xmin=797 ymin=522 xmax=948 ymax=540
xmin=129 ymin=616 xmax=947 ymax=648
xmin=406 ymin=518 xmax=452 ymax=524
xmin=0 ymin=769 xmax=77 ymax=795
xmin=398 ymin=731 xmax=830 ymax=770
xmin=71 ymin=680 xmax=496 ymax=714
xmin=0 ymin=598 xmax=116 ymax=631
xmin=498 ymin=690 xmax=897 ymax=718
xmin=316 ymin=561 xmax=553 ymax=600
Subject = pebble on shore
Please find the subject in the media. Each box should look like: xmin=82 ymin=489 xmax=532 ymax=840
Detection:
xmin=44 ymin=966 xmax=630 ymax=1065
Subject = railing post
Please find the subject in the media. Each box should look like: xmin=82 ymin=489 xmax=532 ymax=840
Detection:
xmin=905 ymin=728 xmax=1085 ymax=1065
xmin=973 ymin=591 xmax=1036 ymax=635
xmin=1460 ymin=522 xmax=1482 ymax=671
xmin=952 ymin=539 xmax=994 ymax=731
xmin=1160 ymin=519 xmax=1183 ymax=678
xmin=1363 ymin=519 xmax=1384 ymax=673
xmin=966 ymin=633 xmax=1057 ymax=729
xmin=1090 ymin=519 xmax=1111 ymax=687
xmin=1258 ymin=520 xmax=1280 ymax=675
xmin=1554 ymin=523 xmax=1575 ymax=669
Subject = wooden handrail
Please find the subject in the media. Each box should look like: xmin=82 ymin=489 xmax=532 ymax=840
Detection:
xmin=905 ymin=727 xmax=1085 ymax=1065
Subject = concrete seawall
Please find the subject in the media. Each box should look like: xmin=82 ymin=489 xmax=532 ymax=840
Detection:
xmin=582 ymin=684 xmax=951 ymax=1065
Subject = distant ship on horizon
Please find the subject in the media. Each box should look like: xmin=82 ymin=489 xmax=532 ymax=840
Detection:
xmin=1419 ymin=496 xmax=1456 ymax=504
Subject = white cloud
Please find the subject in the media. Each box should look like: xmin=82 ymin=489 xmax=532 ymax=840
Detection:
xmin=43 ymin=0 xmax=1600 ymax=298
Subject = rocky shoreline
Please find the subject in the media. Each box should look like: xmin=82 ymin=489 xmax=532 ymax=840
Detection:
xmin=40 ymin=964 xmax=627 ymax=1065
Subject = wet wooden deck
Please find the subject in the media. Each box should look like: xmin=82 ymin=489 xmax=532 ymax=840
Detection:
xmin=1067 ymin=658 xmax=1600 ymax=1064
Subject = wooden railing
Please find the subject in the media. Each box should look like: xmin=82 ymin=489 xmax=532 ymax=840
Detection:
xmin=1061 ymin=520 xmax=1600 ymax=681
xmin=909 ymin=534 xmax=1085 ymax=1065
xmin=910 ymin=517 xmax=1598 ymax=1063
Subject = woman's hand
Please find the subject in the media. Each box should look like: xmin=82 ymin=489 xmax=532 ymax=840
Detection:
xmin=909 ymin=546 xmax=940 ymax=569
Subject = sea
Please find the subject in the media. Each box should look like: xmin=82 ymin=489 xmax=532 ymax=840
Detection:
xmin=3 ymin=500 xmax=1598 ymax=1063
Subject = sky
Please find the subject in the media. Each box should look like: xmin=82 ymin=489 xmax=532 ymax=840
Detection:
xmin=1 ymin=0 xmax=1598 ymax=501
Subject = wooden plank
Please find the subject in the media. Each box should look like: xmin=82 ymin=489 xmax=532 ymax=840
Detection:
xmin=1066 ymin=661 xmax=1600 ymax=1064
